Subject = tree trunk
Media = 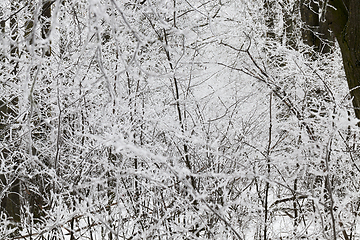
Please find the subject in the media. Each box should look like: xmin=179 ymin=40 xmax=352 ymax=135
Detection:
xmin=300 ymin=0 xmax=334 ymax=54
xmin=41 ymin=0 xmax=52 ymax=56
xmin=264 ymin=0 xmax=276 ymax=40
xmin=301 ymin=0 xmax=360 ymax=120
xmin=0 ymin=0 xmax=53 ymax=230
xmin=0 ymin=98 xmax=21 ymax=230
xmin=300 ymin=0 xmax=319 ymax=47
xmin=326 ymin=0 xmax=360 ymax=119
xmin=0 ymin=1 xmax=21 ymax=229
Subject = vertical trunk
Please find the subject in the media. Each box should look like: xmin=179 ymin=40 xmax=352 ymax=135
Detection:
xmin=282 ymin=0 xmax=297 ymax=49
xmin=300 ymin=0 xmax=318 ymax=46
xmin=264 ymin=0 xmax=276 ymax=40
xmin=300 ymin=0 xmax=334 ymax=54
xmin=24 ymin=3 xmax=34 ymax=45
xmin=317 ymin=17 xmax=333 ymax=53
xmin=337 ymin=3 xmax=360 ymax=120
xmin=41 ymin=0 xmax=51 ymax=56
xmin=0 ymin=1 xmax=21 ymax=229
xmin=0 ymin=178 xmax=20 ymax=223
xmin=326 ymin=0 xmax=360 ymax=119
xmin=0 ymin=7 xmax=5 ymax=63
xmin=0 ymin=99 xmax=20 ymax=226
xmin=10 ymin=1 xmax=19 ymax=74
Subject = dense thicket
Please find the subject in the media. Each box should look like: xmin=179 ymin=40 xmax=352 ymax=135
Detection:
xmin=0 ymin=0 xmax=359 ymax=239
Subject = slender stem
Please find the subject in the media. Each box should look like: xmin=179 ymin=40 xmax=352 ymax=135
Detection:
xmin=325 ymin=137 xmax=337 ymax=240
xmin=264 ymin=92 xmax=272 ymax=240
xmin=163 ymin=29 xmax=196 ymax=190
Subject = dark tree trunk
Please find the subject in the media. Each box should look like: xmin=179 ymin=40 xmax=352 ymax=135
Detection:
xmin=10 ymin=1 xmax=19 ymax=74
xmin=300 ymin=0 xmax=319 ymax=46
xmin=301 ymin=0 xmax=360 ymax=120
xmin=0 ymin=1 xmax=21 ymax=229
xmin=326 ymin=0 xmax=360 ymax=119
xmin=300 ymin=0 xmax=334 ymax=54
xmin=0 ymin=0 xmax=53 ymax=231
xmin=41 ymin=0 xmax=52 ymax=56
xmin=264 ymin=0 xmax=276 ymax=40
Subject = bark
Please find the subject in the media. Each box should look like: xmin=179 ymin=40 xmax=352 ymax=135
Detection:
xmin=41 ymin=0 xmax=52 ymax=56
xmin=300 ymin=0 xmax=334 ymax=54
xmin=264 ymin=0 xmax=276 ymax=40
xmin=326 ymin=0 xmax=360 ymax=119
xmin=0 ymin=9 xmax=5 ymax=70
xmin=0 ymin=1 xmax=21 ymax=228
xmin=0 ymin=98 xmax=21 ymax=229
xmin=0 ymin=0 xmax=53 ymax=229
xmin=10 ymin=1 xmax=19 ymax=74
xmin=300 ymin=0 xmax=319 ymax=46
xmin=282 ymin=0 xmax=298 ymax=49
xmin=301 ymin=0 xmax=360 ymax=120
xmin=0 ymin=177 xmax=20 ymax=223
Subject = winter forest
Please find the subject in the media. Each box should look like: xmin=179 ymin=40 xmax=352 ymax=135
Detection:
xmin=1 ymin=0 xmax=360 ymax=239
